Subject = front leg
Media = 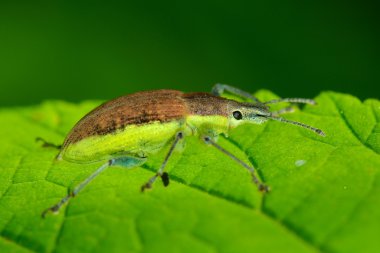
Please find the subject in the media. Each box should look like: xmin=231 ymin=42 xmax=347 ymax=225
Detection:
xmin=203 ymin=136 xmax=269 ymax=192
xmin=211 ymin=84 xmax=261 ymax=103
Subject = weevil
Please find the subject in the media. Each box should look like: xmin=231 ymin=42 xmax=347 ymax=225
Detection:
xmin=39 ymin=84 xmax=325 ymax=217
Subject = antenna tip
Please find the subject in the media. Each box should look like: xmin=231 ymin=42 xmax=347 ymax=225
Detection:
xmin=315 ymin=129 xmax=326 ymax=137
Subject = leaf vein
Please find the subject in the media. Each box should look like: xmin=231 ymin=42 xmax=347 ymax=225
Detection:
xmin=329 ymin=95 xmax=379 ymax=154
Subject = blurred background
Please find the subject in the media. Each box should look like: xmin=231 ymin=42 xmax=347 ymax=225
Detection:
xmin=0 ymin=0 xmax=378 ymax=106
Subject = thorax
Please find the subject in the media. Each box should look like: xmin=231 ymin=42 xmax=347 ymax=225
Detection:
xmin=184 ymin=115 xmax=229 ymax=138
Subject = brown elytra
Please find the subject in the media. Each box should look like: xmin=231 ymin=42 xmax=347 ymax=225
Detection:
xmin=62 ymin=90 xmax=233 ymax=147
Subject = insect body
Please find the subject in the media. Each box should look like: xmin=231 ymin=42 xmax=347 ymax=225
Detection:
xmin=41 ymin=84 xmax=325 ymax=217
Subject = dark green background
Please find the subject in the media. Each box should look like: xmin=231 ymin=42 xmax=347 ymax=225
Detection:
xmin=0 ymin=1 xmax=378 ymax=106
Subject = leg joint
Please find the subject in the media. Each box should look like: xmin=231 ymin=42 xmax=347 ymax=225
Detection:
xmin=108 ymin=159 xmax=114 ymax=166
xmin=203 ymin=136 xmax=211 ymax=143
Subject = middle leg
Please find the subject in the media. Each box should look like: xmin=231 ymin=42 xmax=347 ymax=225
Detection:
xmin=141 ymin=132 xmax=184 ymax=192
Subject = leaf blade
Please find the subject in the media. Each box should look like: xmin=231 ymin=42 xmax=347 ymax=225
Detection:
xmin=0 ymin=91 xmax=379 ymax=253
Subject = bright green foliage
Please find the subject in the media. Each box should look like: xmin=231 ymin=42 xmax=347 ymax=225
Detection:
xmin=0 ymin=91 xmax=379 ymax=253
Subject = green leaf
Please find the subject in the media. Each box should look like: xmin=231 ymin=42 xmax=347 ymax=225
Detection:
xmin=0 ymin=91 xmax=379 ymax=253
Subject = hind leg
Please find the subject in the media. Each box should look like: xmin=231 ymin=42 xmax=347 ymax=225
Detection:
xmin=36 ymin=137 xmax=62 ymax=149
xmin=42 ymin=156 xmax=146 ymax=218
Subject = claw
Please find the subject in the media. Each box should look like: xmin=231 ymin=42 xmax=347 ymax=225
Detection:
xmin=141 ymin=183 xmax=152 ymax=192
xmin=161 ymin=172 xmax=169 ymax=187
xmin=41 ymin=205 xmax=60 ymax=218
xmin=258 ymin=184 xmax=270 ymax=193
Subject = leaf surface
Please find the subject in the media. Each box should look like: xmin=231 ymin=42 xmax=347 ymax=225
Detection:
xmin=0 ymin=91 xmax=379 ymax=253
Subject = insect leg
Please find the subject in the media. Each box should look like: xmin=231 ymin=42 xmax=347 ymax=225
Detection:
xmin=271 ymin=106 xmax=295 ymax=116
xmin=141 ymin=132 xmax=184 ymax=192
xmin=36 ymin=137 xmax=62 ymax=149
xmin=203 ymin=136 xmax=270 ymax=192
xmin=211 ymin=84 xmax=261 ymax=103
xmin=264 ymin=97 xmax=316 ymax=105
xmin=266 ymin=97 xmax=317 ymax=118
xmin=41 ymin=156 xmax=146 ymax=218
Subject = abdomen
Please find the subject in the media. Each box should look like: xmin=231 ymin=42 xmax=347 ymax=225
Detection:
xmin=61 ymin=120 xmax=184 ymax=163
xmin=58 ymin=90 xmax=188 ymax=163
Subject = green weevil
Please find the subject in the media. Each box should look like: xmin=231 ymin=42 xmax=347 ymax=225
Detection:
xmin=40 ymin=84 xmax=325 ymax=217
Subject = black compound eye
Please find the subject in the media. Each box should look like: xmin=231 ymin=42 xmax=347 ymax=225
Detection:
xmin=233 ymin=111 xmax=243 ymax=120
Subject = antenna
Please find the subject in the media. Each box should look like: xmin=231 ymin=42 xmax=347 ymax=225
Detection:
xmin=265 ymin=115 xmax=325 ymax=136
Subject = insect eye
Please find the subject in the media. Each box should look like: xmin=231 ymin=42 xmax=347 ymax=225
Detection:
xmin=233 ymin=111 xmax=243 ymax=120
